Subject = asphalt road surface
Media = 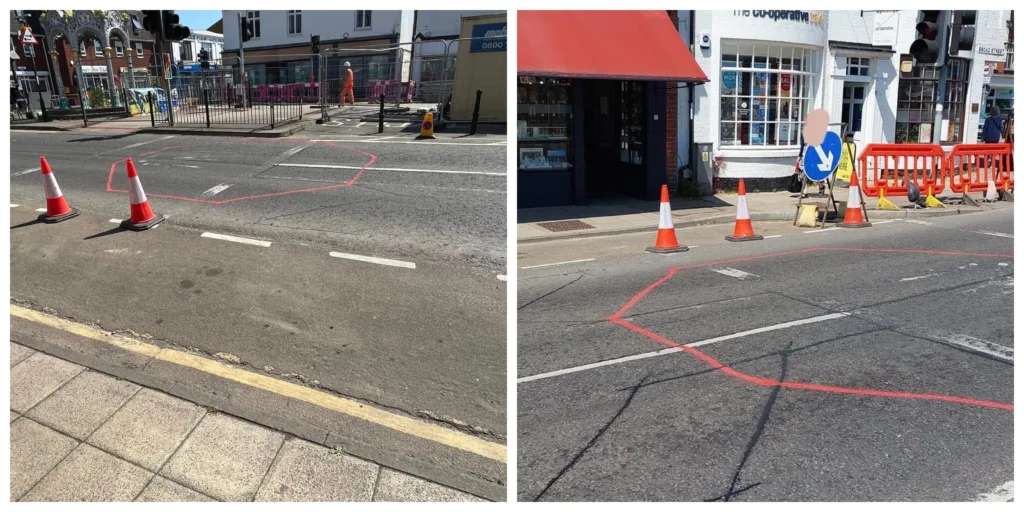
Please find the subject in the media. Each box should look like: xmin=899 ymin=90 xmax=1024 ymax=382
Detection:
xmin=10 ymin=128 xmax=507 ymax=498
xmin=518 ymin=209 xmax=1013 ymax=502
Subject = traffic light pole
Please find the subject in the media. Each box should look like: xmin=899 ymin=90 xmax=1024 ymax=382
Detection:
xmin=237 ymin=12 xmax=246 ymax=108
xmin=158 ymin=11 xmax=175 ymax=126
xmin=933 ymin=11 xmax=950 ymax=144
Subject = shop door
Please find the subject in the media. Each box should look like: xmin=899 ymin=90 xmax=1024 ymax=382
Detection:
xmin=841 ymin=82 xmax=867 ymax=149
xmin=583 ymin=80 xmax=620 ymax=197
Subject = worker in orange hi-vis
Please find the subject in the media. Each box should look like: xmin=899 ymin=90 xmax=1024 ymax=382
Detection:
xmin=340 ymin=61 xmax=355 ymax=105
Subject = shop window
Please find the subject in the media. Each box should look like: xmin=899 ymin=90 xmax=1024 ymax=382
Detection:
xmin=719 ymin=41 xmax=819 ymax=147
xmin=847 ymin=57 xmax=870 ymax=76
xmin=517 ymin=76 xmax=573 ymax=171
xmin=288 ymin=10 xmax=302 ymax=35
xmin=895 ymin=56 xmax=970 ymax=143
xmin=620 ymin=81 xmax=645 ymax=165
xmin=356 ymin=10 xmax=372 ymax=30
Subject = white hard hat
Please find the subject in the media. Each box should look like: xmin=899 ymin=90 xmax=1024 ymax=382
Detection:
xmin=344 ymin=61 xmax=351 ymax=67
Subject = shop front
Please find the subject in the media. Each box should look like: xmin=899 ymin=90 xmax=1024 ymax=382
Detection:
xmin=517 ymin=11 xmax=706 ymax=208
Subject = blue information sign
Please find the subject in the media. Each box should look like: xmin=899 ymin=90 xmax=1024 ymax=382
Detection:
xmin=802 ymin=131 xmax=842 ymax=182
xmin=470 ymin=23 xmax=507 ymax=53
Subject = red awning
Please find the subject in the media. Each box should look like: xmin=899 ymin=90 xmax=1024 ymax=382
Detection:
xmin=518 ymin=11 xmax=708 ymax=82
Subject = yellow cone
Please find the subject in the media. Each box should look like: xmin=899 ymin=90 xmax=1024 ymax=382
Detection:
xmin=417 ymin=112 xmax=436 ymax=140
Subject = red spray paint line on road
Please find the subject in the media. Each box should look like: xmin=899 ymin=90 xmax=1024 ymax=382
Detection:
xmin=608 ymin=247 xmax=1014 ymax=411
xmin=105 ymin=141 xmax=375 ymax=205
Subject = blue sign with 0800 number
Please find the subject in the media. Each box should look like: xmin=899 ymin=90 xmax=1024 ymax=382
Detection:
xmin=470 ymin=23 xmax=507 ymax=53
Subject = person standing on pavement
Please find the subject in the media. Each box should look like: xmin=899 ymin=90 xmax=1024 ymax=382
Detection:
xmin=340 ymin=61 xmax=355 ymax=105
xmin=982 ymin=105 xmax=1005 ymax=144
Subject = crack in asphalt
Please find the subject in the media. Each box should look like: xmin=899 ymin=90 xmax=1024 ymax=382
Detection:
xmin=532 ymin=373 xmax=651 ymax=502
xmin=10 ymin=298 xmax=506 ymax=444
xmin=254 ymin=198 xmax=381 ymax=223
xmin=517 ymin=275 xmax=585 ymax=311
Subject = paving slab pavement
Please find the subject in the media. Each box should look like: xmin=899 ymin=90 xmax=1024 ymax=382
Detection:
xmin=9 ymin=341 xmax=489 ymax=502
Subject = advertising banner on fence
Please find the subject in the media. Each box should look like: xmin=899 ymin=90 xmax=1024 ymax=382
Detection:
xmin=125 ymin=88 xmax=178 ymax=116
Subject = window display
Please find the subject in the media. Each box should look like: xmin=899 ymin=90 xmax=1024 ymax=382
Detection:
xmin=517 ymin=76 xmax=573 ymax=170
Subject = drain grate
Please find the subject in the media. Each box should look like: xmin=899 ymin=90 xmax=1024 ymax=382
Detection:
xmin=537 ymin=219 xmax=596 ymax=232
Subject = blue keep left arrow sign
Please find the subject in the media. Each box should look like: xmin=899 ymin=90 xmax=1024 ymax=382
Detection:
xmin=802 ymin=131 xmax=842 ymax=182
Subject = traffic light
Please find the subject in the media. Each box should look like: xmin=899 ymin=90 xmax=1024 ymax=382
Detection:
xmin=199 ymin=49 xmax=210 ymax=70
xmin=241 ymin=18 xmax=254 ymax=43
xmin=948 ymin=10 xmax=978 ymax=57
xmin=909 ymin=10 xmax=945 ymax=64
xmin=141 ymin=10 xmax=161 ymax=35
xmin=311 ymin=35 xmax=320 ymax=54
xmin=162 ymin=11 xmax=191 ymax=41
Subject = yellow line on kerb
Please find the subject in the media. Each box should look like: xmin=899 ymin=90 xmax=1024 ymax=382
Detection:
xmin=11 ymin=304 xmax=506 ymax=463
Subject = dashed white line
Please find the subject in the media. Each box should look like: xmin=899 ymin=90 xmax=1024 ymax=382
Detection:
xmin=521 ymin=258 xmax=596 ymax=270
xmin=932 ymin=333 xmax=1014 ymax=362
xmin=200 ymin=232 xmax=272 ymax=247
xmin=998 ymin=262 xmax=1010 ymax=267
xmin=109 ymin=219 xmax=122 ymax=224
xmin=804 ymin=227 xmax=840 ymax=234
xmin=873 ymin=219 xmax=898 ymax=225
xmin=10 ymin=204 xmax=19 ymax=208
xmin=975 ymin=481 xmax=1013 ymax=502
xmin=497 ymin=275 xmax=507 ymax=281
xmin=763 ymin=235 xmax=782 ymax=239
xmin=518 ymin=312 xmax=851 ymax=383
xmin=900 ymin=274 xmax=939 ymax=282
xmin=11 ymin=167 xmax=40 ymax=176
xmin=976 ymin=230 xmax=1014 ymax=239
xmin=400 ymin=123 xmax=411 ymax=128
xmin=280 ymin=145 xmax=309 ymax=158
xmin=201 ymin=184 xmax=232 ymax=197
xmin=905 ymin=219 xmax=933 ymax=226
xmin=34 ymin=208 xmax=46 ymax=212
xmin=275 ymin=163 xmax=505 ymax=177
xmin=356 ymin=122 xmax=366 ymax=127
xmin=329 ymin=251 xmax=416 ymax=269
xmin=308 ymin=139 xmax=505 ymax=147
xmin=120 ymin=135 xmax=175 ymax=150
xmin=712 ymin=267 xmax=759 ymax=280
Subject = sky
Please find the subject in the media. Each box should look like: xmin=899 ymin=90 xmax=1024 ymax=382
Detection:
xmin=177 ymin=10 xmax=223 ymax=32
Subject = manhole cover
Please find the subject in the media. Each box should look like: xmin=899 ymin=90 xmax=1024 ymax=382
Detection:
xmin=537 ymin=220 xmax=596 ymax=232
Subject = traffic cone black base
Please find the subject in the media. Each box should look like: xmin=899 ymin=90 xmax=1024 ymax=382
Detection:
xmin=725 ymin=234 xmax=764 ymax=242
xmin=38 ymin=207 xmax=80 ymax=224
xmin=120 ymin=213 xmax=165 ymax=231
xmin=646 ymin=245 xmax=690 ymax=254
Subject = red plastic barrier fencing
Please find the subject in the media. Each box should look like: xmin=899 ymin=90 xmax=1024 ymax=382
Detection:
xmin=946 ymin=143 xmax=1014 ymax=193
xmin=366 ymin=80 xmax=417 ymax=103
xmin=857 ymin=144 xmax=947 ymax=197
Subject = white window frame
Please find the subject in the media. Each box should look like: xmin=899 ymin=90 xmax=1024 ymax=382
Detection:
xmin=719 ymin=41 xmax=820 ymax=148
xmin=841 ymin=83 xmax=867 ymax=135
xmin=135 ymin=42 xmax=144 ymax=58
xmin=287 ymin=10 xmax=302 ymax=36
xmin=79 ymin=41 xmax=87 ymax=57
xmin=847 ymin=57 xmax=870 ymax=77
xmin=114 ymin=40 xmax=124 ymax=57
xmin=23 ymin=44 xmax=34 ymax=58
xmin=247 ymin=11 xmax=261 ymax=39
xmin=356 ymin=10 xmax=372 ymax=30
xmin=93 ymin=39 xmax=103 ymax=57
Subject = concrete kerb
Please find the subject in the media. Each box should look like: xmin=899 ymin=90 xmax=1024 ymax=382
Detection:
xmin=9 ymin=123 xmax=74 ymax=132
xmin=517 ymin=207 xmax=989 ymax=244
xmin=137 ymin=120 xmax=311 ymax=139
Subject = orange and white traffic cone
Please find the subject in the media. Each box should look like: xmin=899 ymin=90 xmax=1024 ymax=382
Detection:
xmin=120 ymin=158 xmax=165 ymax=231
xmin=38 ymin=156 xmax=80 ymax=223
xmin=838 ymin=170 xmax=872 ymax=228
xmin=646 ymin=184 xmax=688 ymax=253
xmin=725 ymin=179 xmax=763 ymax=242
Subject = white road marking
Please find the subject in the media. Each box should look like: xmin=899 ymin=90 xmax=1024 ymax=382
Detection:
xmin=873 ymin=219 xmax=898 ymax=225
xmin=905 ymin=219 xmax=933 ymax=225
xmin=521 ymin=258 xmax=596 ymax=270
xmin=329 ymin=251 xmax=416 ymax=269
xmin=400 ymin=123 xmax=411 ymax=128
xmin=280 ymin=145 xmax=308 ymax=158
xmin=932 ymin=333 xmax=1014 ymax=362
xmin=308 ymin=139 xmax=505 ymax=147
xmin=998 ymin=262 xmax=1009 ymax=267
xmin=518 ymin=312 xmax=851 ymax=383
xmin=975 ymin=230 xmax=1014 ymax=239
xmin=497 ymin=275 xmax=507 ymax=281
xmin=976 ymin=481 xmax=1013 ymax=502
xmin=763 ymin=235 xmax=782 ymax=239
xmin=804 ymin=228 xmax=840 ymax=234
xmin=712 ymin=268 xmax=759 ymax=280
xmin=200 ymin=232 xmax=272 ymax=247
xmin=104 ymin=248 xmax=131 ymax=254
xmin=34 ymin=208 xmax=46 ymax=212
xmin=109 ymin=219 xmax=122 ymax=224
xmin=275 ymin=163 xmax=505 ymax=177
xmin=120 ymin=135 xmax=175 ymax=150
xmin=11 ymin=167 xmax=40 ymax=176
xmin=201 ymin=184 xmax=232 ymax=197
xmin=900 ymin=274 xmax=939 ymax=282
xmin=10 ymin=204 xmax=19 ymax=208
xmin=356 ymin=122 xmax=366 ymax=127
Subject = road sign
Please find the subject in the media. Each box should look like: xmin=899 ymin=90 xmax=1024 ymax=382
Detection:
xmin=20 ymin=26 xmax=38 ymax=45
xmin=802 ymin=131 xmax=842 ymax=182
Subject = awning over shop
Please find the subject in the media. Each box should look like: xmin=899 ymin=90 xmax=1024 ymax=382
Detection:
xmin=518 ymin=10 xmax=707 ymax=82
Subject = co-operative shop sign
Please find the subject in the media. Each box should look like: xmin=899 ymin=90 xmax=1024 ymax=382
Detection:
xmin=734 ymin=10 xmax=825 ymax=24
xmin=470 ymin=23 xmax=506 ymax=53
